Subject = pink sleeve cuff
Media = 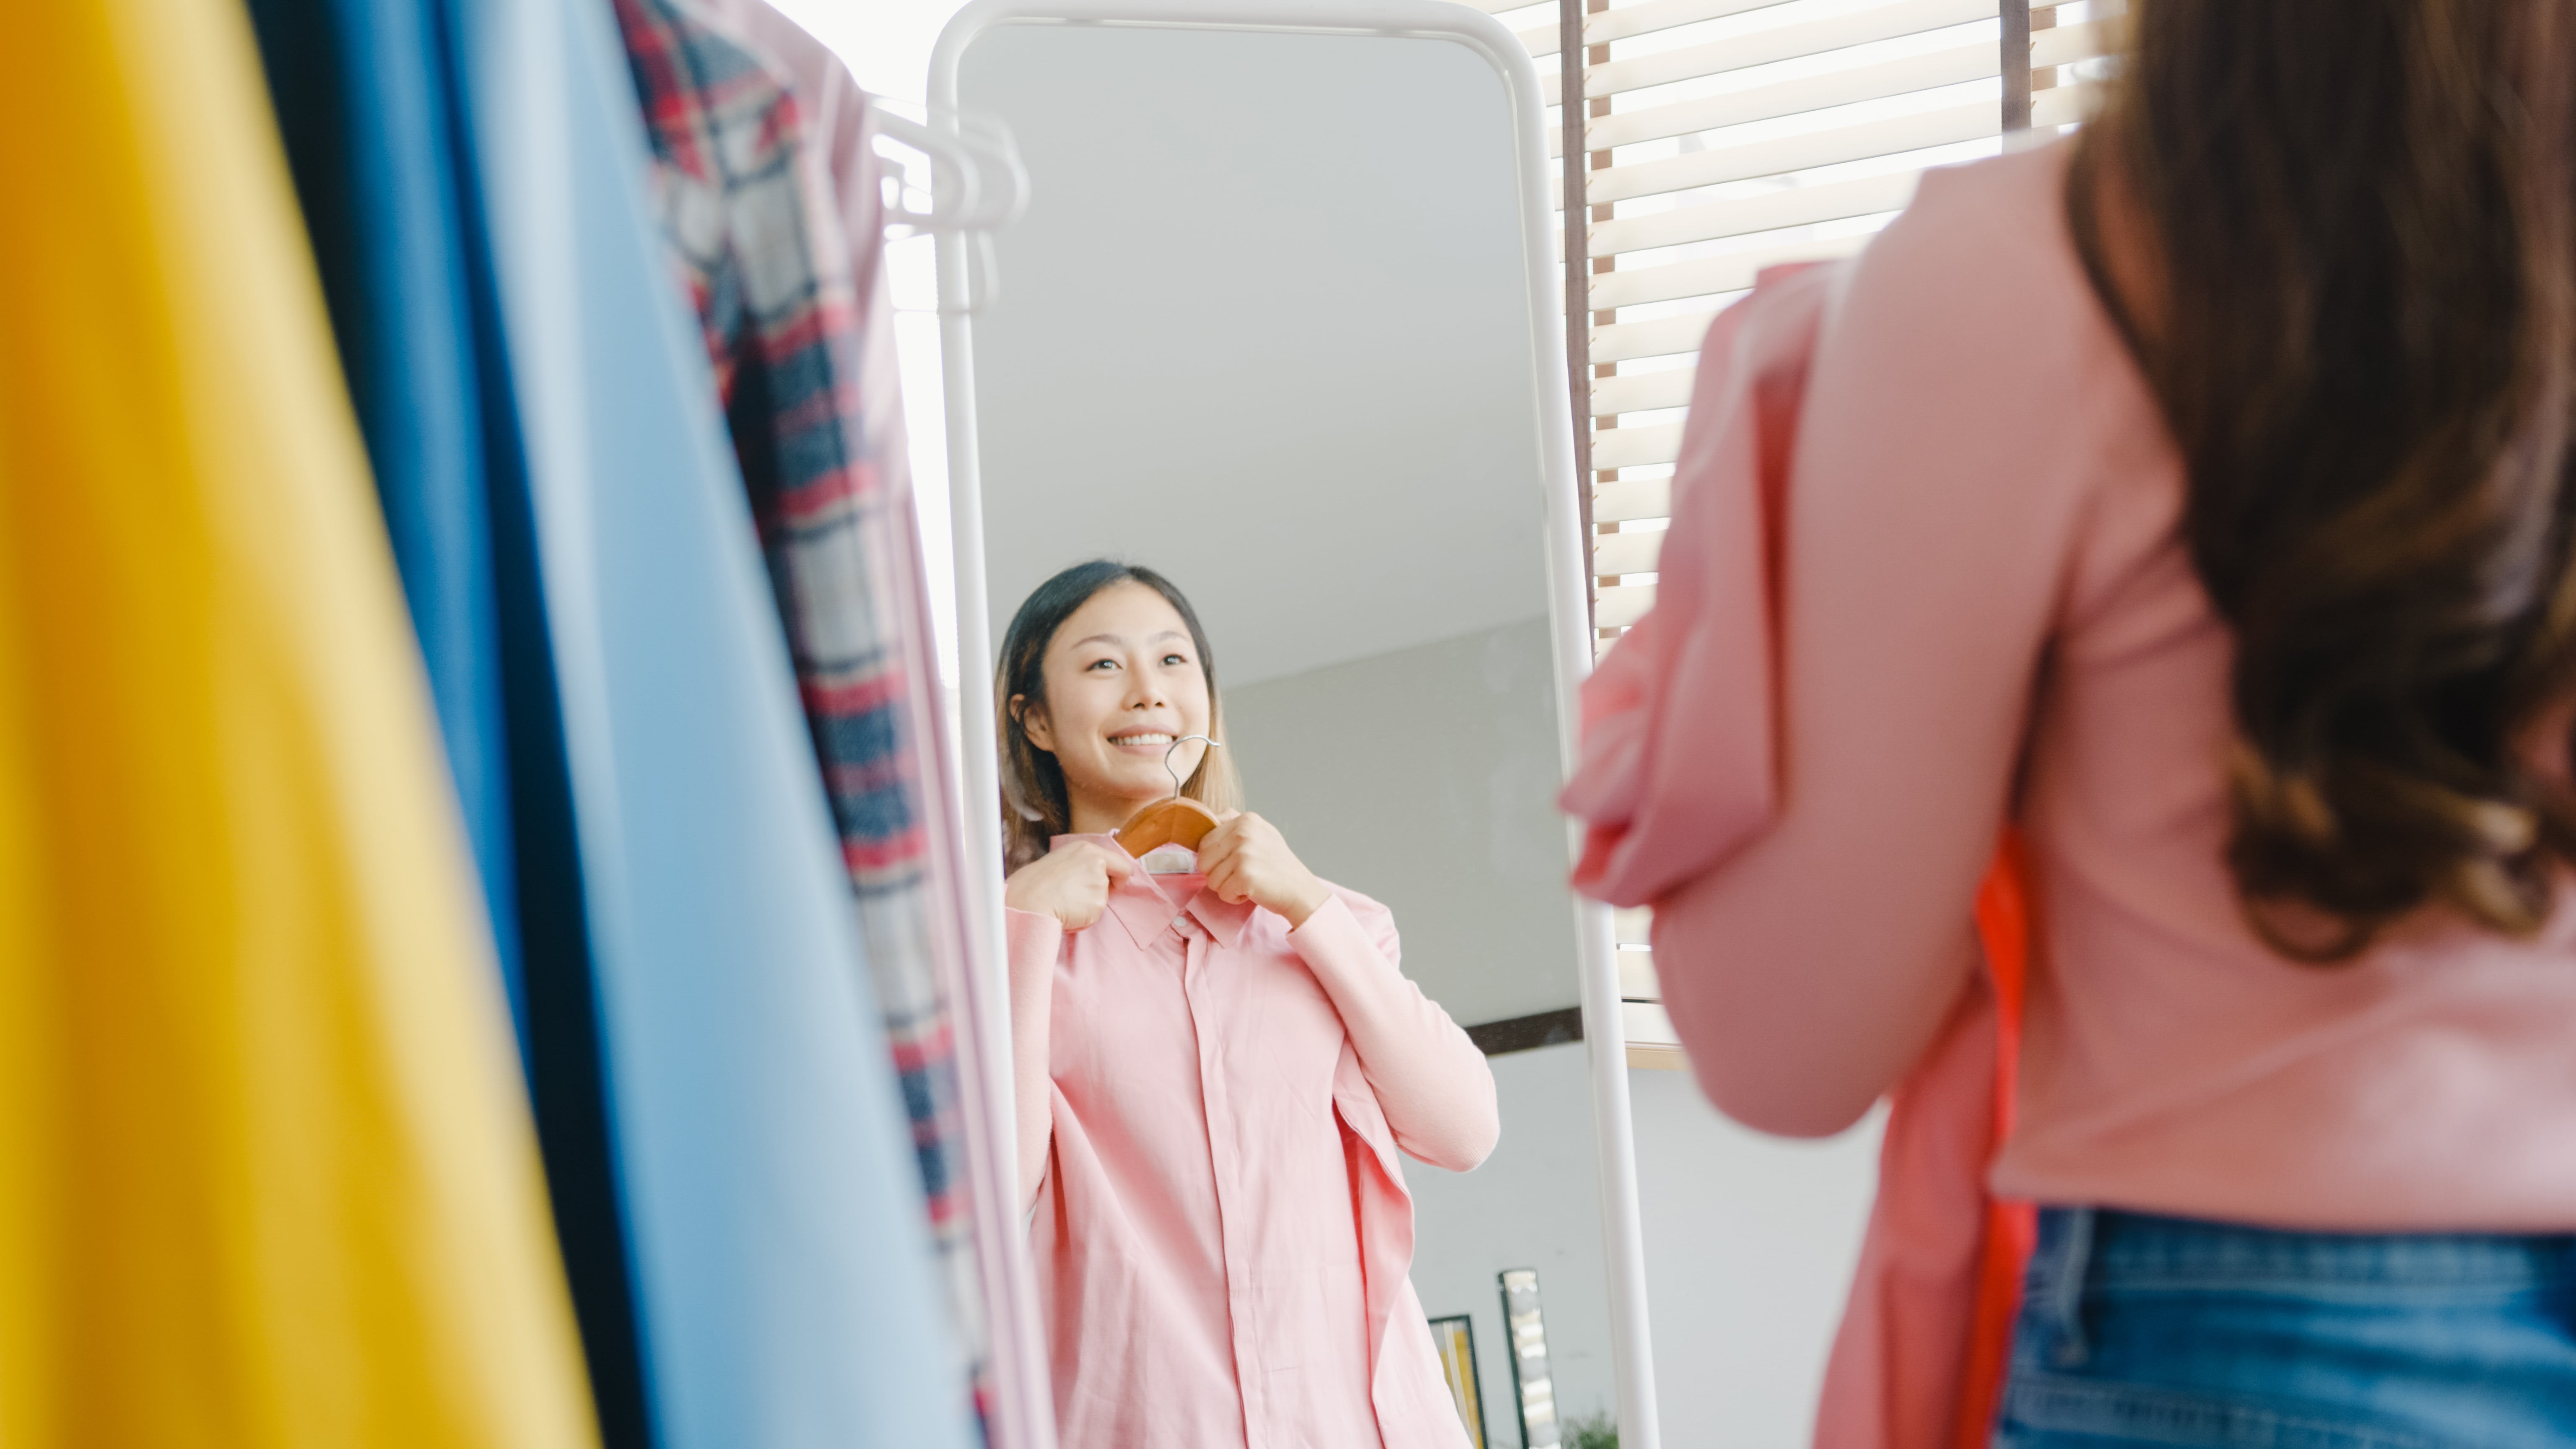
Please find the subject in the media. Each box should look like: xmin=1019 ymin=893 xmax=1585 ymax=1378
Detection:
xmin=1283 ymin=893 xmax=1371 ymax=970
xmin=1005 ymin=908 xmax=1064 ymax=975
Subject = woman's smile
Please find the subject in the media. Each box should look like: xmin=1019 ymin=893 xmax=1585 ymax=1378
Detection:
xmin=1011 ymin=581 xmax=1219 ymax=835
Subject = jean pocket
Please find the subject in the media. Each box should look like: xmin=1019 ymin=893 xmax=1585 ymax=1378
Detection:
xmin=1998 ymin=1374 xmax=2450 ymax=1449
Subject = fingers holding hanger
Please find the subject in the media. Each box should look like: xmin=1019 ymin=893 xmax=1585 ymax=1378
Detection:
xmin=1199 ymin=811 xmax=1331 ymax=928
xmin=1196 ymin=810 xmax=1254 ymax=895
xmin=1005 ymin=838 xmax=1134 ymax=931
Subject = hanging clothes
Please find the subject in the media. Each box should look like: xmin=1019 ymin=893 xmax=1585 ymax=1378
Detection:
xmin=676 ymin=8 xmax=1039 ymax=1438
xmin=438 ymin=0 xmax=974 ymax=1443
xmin=237 ymin=0 xmax=658 ymax=1440
xmin=0 ymin=0 xmax=596 ymax=1443
xmin=607 ymin=0 xmax=992 ymax=1434
xmin=696 ymin=0 xmax=1014 ymax=1381
xmin=237 ymin=0 xmax=526 ymax=1044
xmin=698 ymin=1 xmax=912 ymax=485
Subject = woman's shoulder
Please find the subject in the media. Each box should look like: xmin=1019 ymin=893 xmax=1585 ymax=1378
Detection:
xmin=1878 ymin=139 xmax=2079 ymax=283
xmin=1911 ymin=135 xmax=2073 ymax=218
xmin=1319 ymin=880 xmax=1393 ymax=927
xmin=1832 ymin=139 xmax=2111 ymax=371
xmin=1805 ymin=138 xmax=2169 ymax=528
xmin=1241 ymin=879 xmax=1397 ymax=945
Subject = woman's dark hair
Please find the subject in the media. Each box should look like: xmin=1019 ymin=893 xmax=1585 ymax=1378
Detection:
xmin=995 ymin=561 xmax=1240 ymax=870
xmin=2070 ymin=1 xmax=2576 ymax=959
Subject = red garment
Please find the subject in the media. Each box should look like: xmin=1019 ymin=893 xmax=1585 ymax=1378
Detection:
xmin=1958 ymin=839 xmax=2035 ymax=1447
xmin=1807 ymin=837 xmax=2032 ymax=1449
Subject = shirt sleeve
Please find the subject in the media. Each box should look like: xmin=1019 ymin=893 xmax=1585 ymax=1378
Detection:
xmin=1287 ymin=893 xmax=1499 ymax=1171
xmin=1005 ymin=907 xmax=1065 ymax=1206
xmin=1564 ymin=173 xmax=2109 ymax=1138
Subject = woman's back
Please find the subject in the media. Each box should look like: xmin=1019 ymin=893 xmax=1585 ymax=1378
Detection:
xmin=1568 ymin=7 xmax=2576 ymax=1439
xmin=1631 ymin=138 xmax=2576 ymax=1230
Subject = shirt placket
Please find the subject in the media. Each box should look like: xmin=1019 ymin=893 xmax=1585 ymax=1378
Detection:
xmin=1178 ymin=913 xmax=1264 ymax=1449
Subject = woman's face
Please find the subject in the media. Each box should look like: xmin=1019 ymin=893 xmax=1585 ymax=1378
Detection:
xmin=1021 ymin=582 xmax=1215 ymax=822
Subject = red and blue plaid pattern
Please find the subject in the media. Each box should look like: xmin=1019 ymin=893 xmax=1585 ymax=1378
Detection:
xmin=612 ymin=0 xmax=989 ymax=1431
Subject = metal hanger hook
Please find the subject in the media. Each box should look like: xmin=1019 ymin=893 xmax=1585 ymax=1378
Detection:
xmin=1164 ymin=734 xmax=1221 ymax=801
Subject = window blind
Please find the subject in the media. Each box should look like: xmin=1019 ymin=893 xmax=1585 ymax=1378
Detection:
xmin=1477 ymin=0 xmax=2126 ymax=1062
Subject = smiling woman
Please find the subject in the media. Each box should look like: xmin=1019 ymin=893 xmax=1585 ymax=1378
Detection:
xmin=993 ymin=558 xmax=1500 ymax=1449
xmin=994 ymin=560 xmax=1240 ymax=870
xmin=937 ymin=8 xmax=1657 ymax=1444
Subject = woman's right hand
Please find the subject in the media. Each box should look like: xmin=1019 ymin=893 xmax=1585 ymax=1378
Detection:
xmin=1004 ymin=840 xmax=1136 ymax=931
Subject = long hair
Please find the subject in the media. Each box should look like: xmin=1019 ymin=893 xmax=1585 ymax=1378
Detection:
xmin=995 ymin=561 xmax=1242 ymax=871
xmin=2070 ymin=0 xmax=2576 ymax=959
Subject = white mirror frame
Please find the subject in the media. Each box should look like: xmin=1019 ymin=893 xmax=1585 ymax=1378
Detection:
xmin=929 ymin=5 xmax=1661 ymax=1445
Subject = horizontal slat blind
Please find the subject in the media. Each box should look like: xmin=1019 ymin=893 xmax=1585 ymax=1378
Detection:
xmin=1566 ymin=43 xmax=1995 ymax=154
xmin=1549 ymin=0 xmax=1996 ymax=106
xmin=1596 ymin=585 xmax=1658 ymax=630
xmin=1622 ymin=1003 xmax=1685 ymax=1069
xmin=1558 ymin=0 xmax=2123 ymax=654
xmin=1527 ymin=0 xmax=1802 ymax=57
xmin=1506 ymin=0 xmax=2123 ymax=1052
xmin=1589 ymin=168 xmax=1915 ymax=254
xmin=1592 ymin=476 xmax=1672 ymax=523
xmin=1590 ymin=530 xmax=1667 ymax=576
xmin=1589 ymin=368 xmax=1693 ymax=416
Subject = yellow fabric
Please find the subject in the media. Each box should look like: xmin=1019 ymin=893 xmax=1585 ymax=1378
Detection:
xmin=0 ymin=1 xmax=601 ymax=1445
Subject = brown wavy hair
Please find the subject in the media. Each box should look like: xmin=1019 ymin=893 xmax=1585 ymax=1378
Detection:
xmin=2067 ymin=0 xmax=2576 ymax=959
xmin=995 ymin=561 xmax=1242 ymax=872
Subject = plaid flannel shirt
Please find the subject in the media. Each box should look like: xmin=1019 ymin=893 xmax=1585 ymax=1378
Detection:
xmin=611 ymin=0 xmax=989 ymax=1428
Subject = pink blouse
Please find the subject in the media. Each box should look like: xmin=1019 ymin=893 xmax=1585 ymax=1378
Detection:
xmin=1565 ymin=140 xmax=2576 ymax=1233
xmin=1006 ymin=837 xmax=1495 ymax=1449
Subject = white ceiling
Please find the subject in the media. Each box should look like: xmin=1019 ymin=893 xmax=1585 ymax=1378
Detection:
xmin=959 ymin=22 xmax=1557 ymax=688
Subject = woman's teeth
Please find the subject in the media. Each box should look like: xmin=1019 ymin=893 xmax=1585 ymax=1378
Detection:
xmin=1113 ymin=733 xmax=1175 ymax=747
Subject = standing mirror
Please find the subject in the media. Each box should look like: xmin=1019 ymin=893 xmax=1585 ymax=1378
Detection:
xmin=932 ymin=4 xmax=1657 ymax=1445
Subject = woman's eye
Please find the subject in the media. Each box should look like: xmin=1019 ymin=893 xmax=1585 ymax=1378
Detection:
xmin=1162 ymin=653 xmax=1188 ymax=667
xmin=1086 ymin=658 xmax=1118 ymax=672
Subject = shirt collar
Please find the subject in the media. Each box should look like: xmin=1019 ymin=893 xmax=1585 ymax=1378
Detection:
xmin=1054 ymin=834 xmax=1254 ymax=949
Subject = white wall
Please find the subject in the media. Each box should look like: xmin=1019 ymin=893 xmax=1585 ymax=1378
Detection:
xmin=1628 ymin=1070 xmax=1882 ymax=1449
xmin=1407 ymin=1046 xmax=1882 ymax=1449
xmin=958 ymin=23 xmax=1550 ymax=689
xmin=1404 ymin=1045 xmax=1617 ymax=1447
xmin=1224 ymin=618 xmax=1576 ymax=1026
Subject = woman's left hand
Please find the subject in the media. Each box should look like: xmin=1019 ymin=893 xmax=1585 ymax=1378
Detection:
xmin=1198 ymin=811 xmax=1332 ymax=927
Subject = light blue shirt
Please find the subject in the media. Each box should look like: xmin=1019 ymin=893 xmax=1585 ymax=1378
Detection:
xmin=443 ymin=0 xmax=973 ymax=1441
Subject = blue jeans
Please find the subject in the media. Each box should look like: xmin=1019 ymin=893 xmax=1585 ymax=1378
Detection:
xmin=1994 ymin=1207 xmax=2576 ymax=1448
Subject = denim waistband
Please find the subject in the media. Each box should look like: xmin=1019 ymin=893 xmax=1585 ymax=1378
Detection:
xmin=2022 ymin=1208 xmax=2576 ymax=1371
xmin=2038 ymin=1208 xmax=2576 ymax=1292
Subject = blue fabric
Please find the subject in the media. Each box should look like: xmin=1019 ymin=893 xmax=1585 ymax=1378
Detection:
xmin=1997 ymin=1207 xmax=2576 ymax=1448
xmin=242 ymin=0 xmax=525 ymax=1043
xmin=440 ymin=2 xmax=972 ymax=1447
xmin=247 ymin=9 xmax=655 ymax=1441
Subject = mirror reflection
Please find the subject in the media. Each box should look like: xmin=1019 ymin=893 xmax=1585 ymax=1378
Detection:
xmin=956 ymin=17 xmax=1616 ymax=1449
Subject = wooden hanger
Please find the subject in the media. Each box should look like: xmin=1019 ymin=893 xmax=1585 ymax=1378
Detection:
xmin=1115 ymin=734 xmax=1225 ymax=858
xmin=1117 ymin=796 xmax=1220 ymax=856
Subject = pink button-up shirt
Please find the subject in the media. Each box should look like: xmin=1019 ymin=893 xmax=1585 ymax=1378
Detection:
xmin=1007 ymin=839 xmax=1496 ymax=1449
